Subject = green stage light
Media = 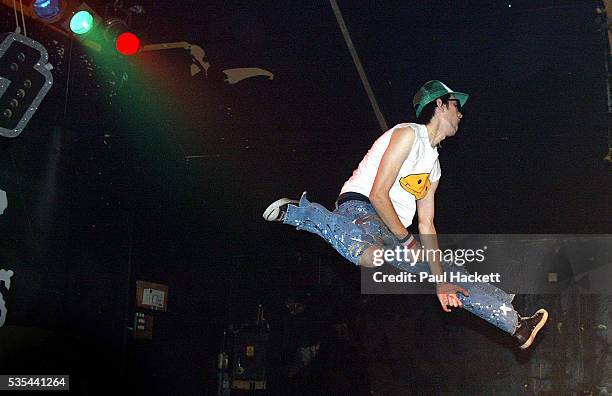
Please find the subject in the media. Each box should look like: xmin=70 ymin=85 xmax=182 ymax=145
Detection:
xmin=70 ymin=10 xmax=94 ymax=35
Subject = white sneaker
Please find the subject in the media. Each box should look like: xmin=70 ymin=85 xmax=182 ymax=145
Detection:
xmin=514 ymin=308 xmax=549 ymax=350
xmin=262 ymin=198 xmax=299 ymax=221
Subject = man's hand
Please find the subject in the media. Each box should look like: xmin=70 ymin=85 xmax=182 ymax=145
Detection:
xmin=436 ymin=282 xmax=470 ymax=312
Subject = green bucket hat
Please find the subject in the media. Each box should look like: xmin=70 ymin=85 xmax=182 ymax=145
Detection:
xmin=413 ymin=80 xmax=469 ymax=117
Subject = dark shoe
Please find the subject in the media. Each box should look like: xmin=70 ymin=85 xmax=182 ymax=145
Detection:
xmin=514 ymin=308 xmax=548 ymax=349
xmin=262 ymin=198 xmax=298 ymax=222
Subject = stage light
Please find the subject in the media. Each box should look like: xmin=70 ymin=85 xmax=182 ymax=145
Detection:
xmin=115 ymin=32 xmax=140 ymax=56
xmin=32 ymin=0 xmax=62 ymax=20
xmin=104 ymin=18 xmax=140 ymax=55
xmin=69 ymin=10 xmax=94 ymax=35
xmin=0 ymin=32 xmax=53 ymax=138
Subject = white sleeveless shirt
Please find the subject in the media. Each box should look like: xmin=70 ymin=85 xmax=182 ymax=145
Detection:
xmin=340 ymin=123 xmax=441 ymax=227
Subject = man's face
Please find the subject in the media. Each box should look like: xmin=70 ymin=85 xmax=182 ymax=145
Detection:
xmin=438 ymin=96 xmax=463 ymax=139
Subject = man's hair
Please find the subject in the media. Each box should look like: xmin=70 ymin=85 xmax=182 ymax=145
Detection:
xmin=416 ymin=93 xmax=453 ymax=124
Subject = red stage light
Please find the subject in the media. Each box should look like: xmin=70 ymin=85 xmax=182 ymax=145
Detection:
xmin=115 ymin=32 xmax=140 ymax=56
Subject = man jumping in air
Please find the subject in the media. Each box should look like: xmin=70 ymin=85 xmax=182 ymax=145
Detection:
xmin=263 ymin=80 xmax=548 ymax=349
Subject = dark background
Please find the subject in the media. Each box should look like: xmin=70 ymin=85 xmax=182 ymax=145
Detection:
xmin=0 ymin=0 xmax=611 ymax=394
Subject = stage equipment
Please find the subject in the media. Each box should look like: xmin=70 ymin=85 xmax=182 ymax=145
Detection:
xmin=68 ymin=9 xmax=94 ymax=35
xmin=230 ymin=325 xmax=269 ymax=389
xmin=133 ymin=312 xmax=153 ymax=339
xmin=135 ymin=280 xmax=168 ymax=312
xmin=103 ymin=18 xmax=140 ymax=56
xmin=330 ymin=0 xmax=387 ymax=132
xmin=32 ymin=0 xmax=62 ymax=21
xmin=115 ymin=32 xmax=139 ymax=55
xmin=0 ymin=32 xmax=53 ymax=138
xmin=231 ymin=306 xmax=269 ymax=390
xmin=1 ymin=0 xmax=102 ymax=51
xmin=216 ymin=329 xmax=230 ymax=396
xmin=217 ymin=305 xmax=269 ymax=394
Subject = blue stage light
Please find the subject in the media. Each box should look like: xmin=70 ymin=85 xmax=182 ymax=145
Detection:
xmin=33 ymin=0 xmax=61 ymax=21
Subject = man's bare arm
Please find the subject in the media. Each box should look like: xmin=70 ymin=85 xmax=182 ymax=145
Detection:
xmin=417 ymin=183 xmax=469 ymax=311
xmin=416 ymin=181 xmax=443 ymax=276
xmin=369 ymin=126 xmax=416 ymax=240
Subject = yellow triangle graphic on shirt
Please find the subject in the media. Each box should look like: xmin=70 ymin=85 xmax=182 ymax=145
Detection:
xmin=399 ymin=173 xmax=431 ymax=200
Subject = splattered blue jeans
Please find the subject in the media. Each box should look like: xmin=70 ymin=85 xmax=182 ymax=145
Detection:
xmin=284 ymin=193 xmax=519 ymax=334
